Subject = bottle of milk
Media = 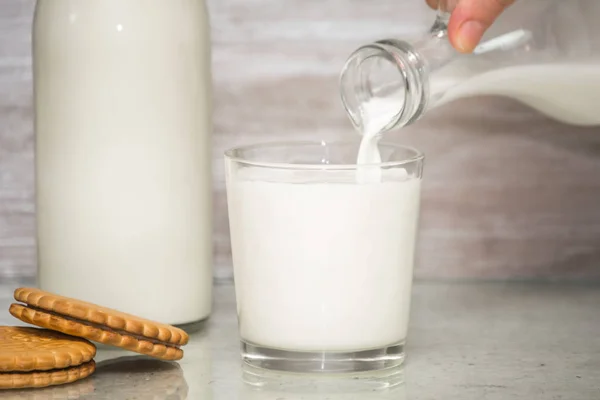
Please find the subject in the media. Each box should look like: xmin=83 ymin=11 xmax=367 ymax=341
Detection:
xmin=34 ymin=0 xmax=213 ymax=325
xmin=340 ymin=0 xmax=600 ymax=133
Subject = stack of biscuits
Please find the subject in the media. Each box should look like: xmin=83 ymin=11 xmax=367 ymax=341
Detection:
xmin=0 ymin=287 xmax=189 ymax=390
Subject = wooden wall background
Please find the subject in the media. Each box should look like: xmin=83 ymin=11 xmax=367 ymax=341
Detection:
xmin=1 ymin=0 xmax=599 ymax=281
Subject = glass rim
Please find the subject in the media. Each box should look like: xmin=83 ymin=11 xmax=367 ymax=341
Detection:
xmin=224 ymin=140 xmax=424 ymax=170
xmin=340 ymin=43 xmax=409 ymax=133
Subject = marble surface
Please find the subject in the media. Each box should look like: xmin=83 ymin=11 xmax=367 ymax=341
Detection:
xmin=2 ymin=0 xmax=600 ymax=281
xmin=0 ymin=278 xmax=599 ymax=399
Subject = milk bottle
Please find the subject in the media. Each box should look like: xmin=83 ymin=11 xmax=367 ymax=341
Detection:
xmin=340 ymin=0 xmax=600 ymax=132
xmin=34 ymin=0 xmax=213 ymax=325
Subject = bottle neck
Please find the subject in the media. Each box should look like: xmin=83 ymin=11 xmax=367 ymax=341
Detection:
xmin=339 ymin=15 xmax=457 ymax=133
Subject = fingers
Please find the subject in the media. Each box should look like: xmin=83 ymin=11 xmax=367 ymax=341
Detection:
xmin=426 ymin=0 xmax=460 ymax=12
xmin=426 ymin=0 xmax=438 ymax=9
xmin=447 ymin=0 xmax=516 ymax=53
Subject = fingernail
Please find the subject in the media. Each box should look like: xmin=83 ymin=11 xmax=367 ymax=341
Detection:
xmin=457 ymin=20 xmax=486 ymax=53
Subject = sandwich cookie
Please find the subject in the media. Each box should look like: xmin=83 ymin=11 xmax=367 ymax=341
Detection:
xmin=0 ymin=326 xmax=96 ymax=389
xmin=9 ymin=288 xmax=189 ymax=361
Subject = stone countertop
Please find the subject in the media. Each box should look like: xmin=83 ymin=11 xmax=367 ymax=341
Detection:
xmin=0 ymin=279 xmax=599 ymax=400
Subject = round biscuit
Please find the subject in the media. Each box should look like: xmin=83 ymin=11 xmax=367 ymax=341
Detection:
xmin=0 ymin=360 xmax=95 ymax=390
xmin=13 ymin=288 xmax=188 ymax=346
xmin=9 ymin=305 xmax=183 ymax=361
xmin=0 ymin=326 xmax=96 ymax=372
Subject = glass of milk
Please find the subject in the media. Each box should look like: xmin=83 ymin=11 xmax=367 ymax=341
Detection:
xmin=225 ymin=141 xmax=424 ymax=373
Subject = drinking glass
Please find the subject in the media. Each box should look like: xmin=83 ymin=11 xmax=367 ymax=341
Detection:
xmin=225 ymin=141 xmax=424 ymax=373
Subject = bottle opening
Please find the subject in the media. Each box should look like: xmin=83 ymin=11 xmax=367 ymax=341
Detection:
xmin=340 ymin=45 xmax=408 ymax=134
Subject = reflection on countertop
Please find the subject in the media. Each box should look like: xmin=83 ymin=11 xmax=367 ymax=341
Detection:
xmin=240 ymin=363 xmax=407 ymax=400
xmin=93 ymin=356 xmax=189 ymax=398
xmin=0 ymin=356 xmax=189 ymax=400
xmin=0 ymin=279 xmax=599 ymax=399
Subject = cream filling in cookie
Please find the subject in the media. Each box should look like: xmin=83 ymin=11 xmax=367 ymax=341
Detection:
xmin=0 ymin=360 xmax=96 ymax=375
xmin=16 ymin=304 xmax=182 ymax=350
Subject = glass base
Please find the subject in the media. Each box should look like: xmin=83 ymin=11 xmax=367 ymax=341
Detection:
xmin=241 ymin=340 xmax=405 ymax=374
xmin=242 ymin=363 xmax=405 ymax=391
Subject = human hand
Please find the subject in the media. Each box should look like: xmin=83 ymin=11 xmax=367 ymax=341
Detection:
xmin=426 ymin=0 xmax=516 ymax=53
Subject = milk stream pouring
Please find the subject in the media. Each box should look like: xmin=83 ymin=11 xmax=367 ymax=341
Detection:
xmin=356 ymin=98 xmax=408 ymax=183
xmin=340 ymin=0 xmax=600 ymax=133
xmin=34 ymin=0 xmax=213 ymax=325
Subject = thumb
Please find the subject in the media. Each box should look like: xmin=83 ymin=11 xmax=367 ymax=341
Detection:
xmin=447 ymin=0 xmax=515 ymax=53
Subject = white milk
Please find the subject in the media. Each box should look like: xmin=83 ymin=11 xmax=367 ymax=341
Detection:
xmin=228 ymin=167 xmax=421 ymax=351
xmin=34 ymin=0 xmax=213 ymax=324
xmin=433 ymin=63 xmax=600 ymax=126
xmin=356 ymin=98 xmax=402 ymax=183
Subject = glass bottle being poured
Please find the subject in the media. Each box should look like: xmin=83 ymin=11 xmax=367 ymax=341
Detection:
xmin=340 ymin=0 xmax=600 ymax=134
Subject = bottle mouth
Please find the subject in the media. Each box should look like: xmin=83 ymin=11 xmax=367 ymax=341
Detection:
xmin=339 ymin=44 xmax=410 ymax=134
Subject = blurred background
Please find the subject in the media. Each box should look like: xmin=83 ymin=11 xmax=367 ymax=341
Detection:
xmin=1 ymin=0 xmax=600 ymax=282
